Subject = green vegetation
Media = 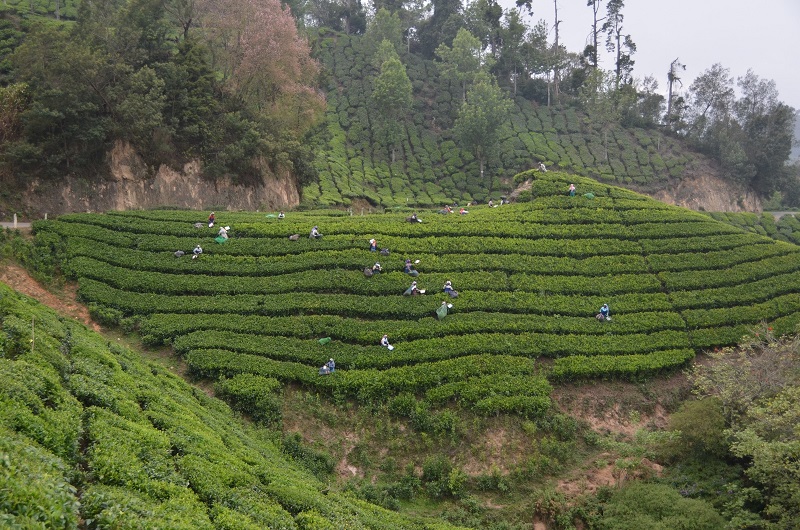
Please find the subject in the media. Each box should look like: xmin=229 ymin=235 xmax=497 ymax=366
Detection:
xmin=707 ymin=211 xmax=800 ymax=246
xmin=308 ymin=32 xmax=696 ymax=207
xmin=0 ymin=283 xmax=471 ymax=529
xmin=6 ymin=172 xmax=800 ymax=527
xmin=0 ymin=0 xmax=323 ymax=186
xmin=29 ymin=172 xmax=800 ymax=401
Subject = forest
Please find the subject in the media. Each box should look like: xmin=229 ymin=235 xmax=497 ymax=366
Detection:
xmin=0 ymin=0 xmax=796 ymax=206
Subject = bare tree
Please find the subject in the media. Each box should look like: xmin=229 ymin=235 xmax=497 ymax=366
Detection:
xmin=552 ymin=0 xmax=560 ymax=101
xmin=666 ymin=57 xmax=685 ymax=126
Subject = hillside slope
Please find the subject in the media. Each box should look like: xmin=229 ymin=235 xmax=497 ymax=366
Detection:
xmin=29 ymin=171 xmax=800 ymax=413
xmin=0 ymin=282 xmax=467 ymax=529
xmin=307 ymin=33 xmax=759 ymax=211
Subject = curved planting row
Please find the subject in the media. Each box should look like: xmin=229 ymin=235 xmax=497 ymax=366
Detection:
xmin=31 ymin=173 xmax=800 ymax=409
xmin=55 ymin=211 xmax=734 ymax=244
xmin=139 ymin=310 xmax=687 ymax=346
xmin=0 ymin=285 xmax=468 ymax=529
xmin=708 ymin=211 xmax=800 ymax=246
xmin=67 ymin=255 xmax=667 ymax=297
xmin=63 ymin=236 xmax=652 ymax=277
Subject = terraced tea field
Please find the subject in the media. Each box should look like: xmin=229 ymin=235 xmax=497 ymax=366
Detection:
xmin=33 ymin=172 xmax=800 ymax=415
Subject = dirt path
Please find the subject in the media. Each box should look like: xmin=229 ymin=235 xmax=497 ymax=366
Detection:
xmin=0 ymin=261 xmax=208 ymax=390
xmin=0 ymin=263 xmax=99 ymax=331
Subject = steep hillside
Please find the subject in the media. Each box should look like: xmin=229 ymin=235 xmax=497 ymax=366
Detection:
xmin=307 ymin=33 xmax=758 ymax=211
xmin=29 ymin=172 xmax=800 ymax=409
xmin=706 ymin=210 xmax=800 ymax=245
xmin=0 ymin=282 xmax=469 ymax=529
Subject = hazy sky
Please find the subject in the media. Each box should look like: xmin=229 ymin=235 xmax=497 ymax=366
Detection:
xmin=496 ymin=0 xmax=800 ymax=110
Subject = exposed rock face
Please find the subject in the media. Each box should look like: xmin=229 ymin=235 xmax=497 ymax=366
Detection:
xmin=649 ymin=169 xmax=762 ymax=213
xmin=18 ymin=141 xmax=300 ymax=216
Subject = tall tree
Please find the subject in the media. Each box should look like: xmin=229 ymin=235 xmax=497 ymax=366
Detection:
xmin=159 ymin=36 xmax=219 ymax=158
xmin=9 ymin=24 xmax=114 ymax=175
xmin=463 ymin=0 xmax=502 ymax=57
xmin=684 ymin=63 xmax=735 ymax=142
xmin=602 ymin=0 xmax=635 ymax=88
xmin=551 ymin=0 xmax=561 ymax=100
xmin=518 ymin=20 xmax=550 ymax=101
xmin=164 ymin=0 xmax=202 ymax=40
xmin=365 ymin=7 xmax=404 ymax=56
xmin=685 ymin=64 xmax=757 ymax=185
xmin=496 ymin=8 xmax=527 ymax=95
xmin=735 ymin=71 xmax=795 ymax=195
xmin=622 ymin=75 xmax=663 ymax=128
xmin=453 ymin=71 xmax=511 ymax=182
xmin=418 ymin=0 xmax=462 ymax=58
xmin=584 ymin=0 xmax=604 ymax=68
xmin=200 ymin=0 xmax=325 ymax=136
xmin=304 ymin=0 xmax=367 ymax=34
xmin=371 ymin=40 xmax=412 ymax=162
xmin=435 ymin=27 xmax=494 ymax=101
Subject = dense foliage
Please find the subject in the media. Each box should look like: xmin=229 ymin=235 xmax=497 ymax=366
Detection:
xmin=0 ymin=282 xmax=469 ymax=528
xmin=0 ymin=0 xmax=324 ymax=184
xmin=705 ymin=210 xmax=800 ymax=246
xmin=29 ymin=172 xmax=800 ymax=412
xmin=307 ymin=31 xmax=698 ymax=207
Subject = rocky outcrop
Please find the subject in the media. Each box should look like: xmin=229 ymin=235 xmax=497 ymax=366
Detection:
xmin=648 ymin=157 xmax=761 ymax=212
xmin=650 ymin=173 xmax=761 ymax=212
xmin=17 ymin=141 xmax=300 ymax=216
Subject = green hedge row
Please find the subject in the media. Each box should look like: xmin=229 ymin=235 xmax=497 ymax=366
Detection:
xmin=669 ymin=270 xmax=800 ymax=310
xmin=214 ymin=374 xmax=283 ymax=426
xmin=549 ymin=349 xmax=695 ymax=380
xmin=141 ymin=310 xmax=687 ymax=346
xmin=68 ymin=255 xmax=670 ymax=298
xmin=681 ymin=293 xmax=800 ymax=329
xmin=65 ymin=235 xmax=653 ymax=277
xmin=78 ymin=278 xmax=677 ymax=318
xmin=659 ymin=253 xmax=800 ymax=291
xmin=639 ymin=232 xmax=769 ymax=254
xmin=646 ymin=243 xmax=796 ymax=272
xmin=171 ymin=327 xmax=690 ymax=367
xmin=424 ymin=373 xmax=552 ymax=415
xmin=184 ymin=350 xmax=536 ymax=403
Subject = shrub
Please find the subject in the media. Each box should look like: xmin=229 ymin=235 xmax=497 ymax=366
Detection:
xmin=592 ymin=482 xmax=725 ymax=529
xmin=282 ymin=433 xmax=335 ymax=481
xmin=214 ymin=374 xmax=283 ymax=426
xmin=661 ymin=398 xmax=727 ymax=460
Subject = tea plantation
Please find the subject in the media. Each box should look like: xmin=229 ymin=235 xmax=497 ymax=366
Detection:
xmin=29 ymin=172 xmax=800 ymax=417
xmin=0 ymin=283 xmax=468 ymax=529
xmin=706 ymin=210 xmax=800 ymax=245
xmin=307 ymin=33 xmax=698 ymax=208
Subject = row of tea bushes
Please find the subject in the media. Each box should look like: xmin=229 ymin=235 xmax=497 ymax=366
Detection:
xmin=31 ymin=173 xmax=800 ymax=390
xmin=0 ymin=284 xmax=465 ymax=529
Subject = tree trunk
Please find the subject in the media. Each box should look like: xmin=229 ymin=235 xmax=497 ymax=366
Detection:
xmin=512 ymin=65 xmax=517 ymax=95
xmin=552 ymin=0 xmax=560 ymax=101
